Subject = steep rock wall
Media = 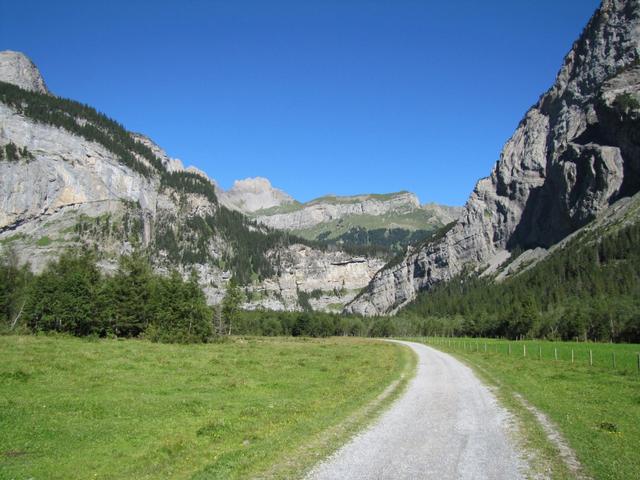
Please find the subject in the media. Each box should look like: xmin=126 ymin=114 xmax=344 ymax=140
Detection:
xmin=347 ymin=0 xmax=640 ymax=315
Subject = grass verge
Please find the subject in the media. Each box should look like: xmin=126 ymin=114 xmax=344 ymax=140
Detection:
xmin=262 ymin=339 xmax=416 ymax=479
xmin=0 ymin=335 xmax=412 ymax=480
xmin=411 ymin=337 xmax=640 ymax=480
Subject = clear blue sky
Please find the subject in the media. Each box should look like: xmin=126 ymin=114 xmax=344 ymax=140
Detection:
xmin=1 ymin=0 xmax=600 ymax=206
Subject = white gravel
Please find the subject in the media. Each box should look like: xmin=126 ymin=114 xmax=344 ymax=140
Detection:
xmin=306 ymin=340 xmax=528 ymax=480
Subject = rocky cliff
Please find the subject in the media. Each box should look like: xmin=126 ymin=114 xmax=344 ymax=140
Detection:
xmin=218 ymin=177 xmax=295 ymax=213
xmin=0 ymin=51 xmax=48 ymax=94
xmin=0 ymin=52 xmax=379 ymax=312
xmin=250 ymin=190 xmax=461 ymax=254
xmin=347 ymin=0 xmax=640 ymax=316
xmin=255 ymin=191 xmax=421 ymax=230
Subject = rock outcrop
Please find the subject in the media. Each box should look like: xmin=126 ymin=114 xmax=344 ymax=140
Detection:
xmin=0 ymin=51 xmax=48 ymax=94
xmin=347 ymin=0 xmax=640 ymax=316
xmin=246 ymin=245 xmax=385 ymax=312
xmin=219 ymin=177 xmax=295 ymax=213
xmin=255 ymin=192 xmax=422 ymax=230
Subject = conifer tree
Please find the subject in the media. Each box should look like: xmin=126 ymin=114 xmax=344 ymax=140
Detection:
xmin=221 ymin=278 xmax=244 ymax=335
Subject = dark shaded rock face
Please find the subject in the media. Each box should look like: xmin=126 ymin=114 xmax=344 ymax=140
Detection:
xmin=348 ymin=0 xmax=640 ymax=316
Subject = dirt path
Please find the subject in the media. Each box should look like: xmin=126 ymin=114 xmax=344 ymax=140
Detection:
xmin=306 ymin=340 xmax=528 ymax=479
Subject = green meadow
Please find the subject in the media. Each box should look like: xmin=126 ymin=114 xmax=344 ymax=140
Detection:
xmin=415 ymin=337 xmax=640 ymax=480
xmin=0 ymin=335 xmax=412 ymax=480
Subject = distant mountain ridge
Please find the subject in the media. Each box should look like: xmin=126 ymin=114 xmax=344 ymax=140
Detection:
xmin=201 ymin=171 xmax=462 ymax=255
xmin=242 ymin=187 xmax=461 ymax=254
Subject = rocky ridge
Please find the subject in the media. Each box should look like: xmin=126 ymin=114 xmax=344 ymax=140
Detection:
xmin=0 ymin=52 xmax=378 ymax=312
xmin=249 ymin=190 xmax=462 ymax=255
xmin=219 ymin=177 xmax=295 ymax=213
xmin=347 ymin=0 xmax=640 ymax=315
xmin=0 ymin=51 xmax=48 ymax=94
xmin=255 ymin=191 xmax=421 ymax=231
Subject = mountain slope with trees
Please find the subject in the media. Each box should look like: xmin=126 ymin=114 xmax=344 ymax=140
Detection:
xmin=347 ymin=0 xmax=640 ymax=317
xmin=0 ymin=53 xmax=386 ymax=312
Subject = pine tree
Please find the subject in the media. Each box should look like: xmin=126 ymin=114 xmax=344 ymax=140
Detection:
xmin=221 ymin=278 xmax=244 ymax=335
xmin=24 ymin=249 xmax=103 ymax=335
xmin=101 ymin=252 xmax=154 ymax=337
xmin=148 ymin=270 xmax=212 ymax=343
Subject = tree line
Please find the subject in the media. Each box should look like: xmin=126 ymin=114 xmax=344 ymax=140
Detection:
xmin=0 ymin=245 xmax=402 ymax=341
xmin=402 ymin=221 xmax=640 ymax=343
xmin=2 ymin=218 xmax=638 ymax=344
xmin=0 ymin=247 xmax=212 ymax=342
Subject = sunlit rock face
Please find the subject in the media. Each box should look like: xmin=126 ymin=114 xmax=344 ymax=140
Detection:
xmin=0 ymin=51 xmax=383 ymax=312
xmin=0 ymin=51 xmax=49 ymax=94
xmin=347 ymin=0 xmax=640 ymax=316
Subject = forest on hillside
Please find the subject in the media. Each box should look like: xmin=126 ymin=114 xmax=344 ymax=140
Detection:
xmin=401 ymin=221 xmax=640 ymax=343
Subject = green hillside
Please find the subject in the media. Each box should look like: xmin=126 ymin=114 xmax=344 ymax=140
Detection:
xmin=252 ymin=196 xmax=454 ymax=255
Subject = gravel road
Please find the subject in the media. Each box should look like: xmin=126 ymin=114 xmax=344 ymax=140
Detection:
xmin=306 ymin=340 xmax=527 ymax=480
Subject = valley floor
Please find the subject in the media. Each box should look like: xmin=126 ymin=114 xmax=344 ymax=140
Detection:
xmin=0 ymin=335 xmax=410 ymax=479
xmin=416 ymin=337 xmax=640 ymax=480
xmin=307 ymin=341 xmax=528 ymax=480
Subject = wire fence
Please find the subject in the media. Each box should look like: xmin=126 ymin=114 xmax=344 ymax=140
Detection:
xmin=418 ymin=336 xmax=640 ymax=374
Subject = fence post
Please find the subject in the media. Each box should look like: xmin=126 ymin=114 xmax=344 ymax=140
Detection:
xmin=589 ymin=350 xmax=593 ymax=367
xmin=508 ymin=344 xmax=511 ymax=356
xmin=539 ymin=346 xmax=542 ymax=360
xmin=523 ymin=344 xmax=526 ymax=357
xmin=612 ymin=352 xmax=616 ymax=369
xmin=571 ymin=349 xmax=574 ymax=364
xmin=637 ymin=353 xmax=639 ymax=373
xmin=484 ymin=343 xmax=487 ymax=353
xmin=476 ymin=342 xmax=479 ymax=352
xmin=554 ymin=348 xmax=558 ymax=361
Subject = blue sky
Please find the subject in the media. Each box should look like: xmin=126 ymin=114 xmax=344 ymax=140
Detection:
xmin=1 ymin=0 xmax=600 ymax=206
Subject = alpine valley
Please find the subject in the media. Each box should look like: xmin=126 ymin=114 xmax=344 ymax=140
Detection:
xmin=0 ymin=52 xmax=458 ymax=313
xmin=1 ymin=0 xmax=639 ymax=334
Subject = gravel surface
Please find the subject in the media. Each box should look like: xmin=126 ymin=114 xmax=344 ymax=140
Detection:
xmin=306 ymin=340 xmax=528 ymax=480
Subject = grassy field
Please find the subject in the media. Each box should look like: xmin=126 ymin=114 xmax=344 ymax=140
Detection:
xmin=428 ymin=337 xmax=640 ymax=373
xmin=414 ymin=337 xmax=640 ymax=480
xmin=0 ymin=335 xmax=413 ymax=480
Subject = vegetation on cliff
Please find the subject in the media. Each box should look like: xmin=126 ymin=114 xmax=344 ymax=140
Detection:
xmin=401 ymin=221 xmax=640 ymax=343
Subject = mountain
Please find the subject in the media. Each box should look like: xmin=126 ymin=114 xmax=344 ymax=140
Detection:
xmin=217 ymin=177 xmax=296 ymax=213
xmin=249 ymin=190 xmax=461 ymax=255
xmin=204 ymin=171 xmax=461 ymax=256
xmin=347 ymin=0 xmax=640 ymax=316
xmin=0 ymin=51 xmax=48 ymax=94
xmin=0 ymin=51 xmax=385 ymax=312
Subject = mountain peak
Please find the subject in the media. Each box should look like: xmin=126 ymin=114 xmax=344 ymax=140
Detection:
xmin=221 ymin=177 xmax=295 ymax=213
xmin=0 ymin=50 xmax=49 ymax=94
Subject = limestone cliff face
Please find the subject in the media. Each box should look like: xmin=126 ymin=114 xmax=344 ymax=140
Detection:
xmin=0 ymin=51 xmax=381 ymax=312
xmin=245 ymin=245 xmax=385 ymax=312
xmin=219 ymin=177 xmax=295 ymax=213
xmin=347 ymin=0 xmax=640 ymax=316
xmin=0 ymin=103 xmax=160 ymax=233
xmin=255 ymin=192 xmax=422 ymax=230
xmin=0 ymin=51 xmax=48 ymax=94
